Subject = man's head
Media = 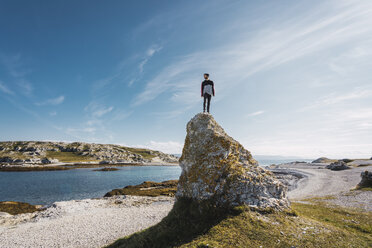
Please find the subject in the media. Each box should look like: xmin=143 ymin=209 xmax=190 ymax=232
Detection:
xmin=204 ymin=73 xmax=209 ymax=79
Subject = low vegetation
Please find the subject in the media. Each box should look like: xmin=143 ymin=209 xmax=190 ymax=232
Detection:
xmin=0 ymin=201 xmax=41 ymax=215
xmin=0 ymin=151 xmax=30 ymax=160
xmin=46 ymin=151 xmax=98 ymax=163
xmin=106 ymin=199 xmax=372 ymax=248
xmin=104 ymin=180 xmax=178 ymax=197
xmin=124 ymin=147 xmax=157 ymax=159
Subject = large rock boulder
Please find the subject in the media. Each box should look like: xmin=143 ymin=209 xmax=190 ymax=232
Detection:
xmin=175 ymin=113 xmax=289 ymax=210
xmin=357 ymin=171 xmax=372 ymax=188
xmin=326 ymin=161 xmax=350 ymax=171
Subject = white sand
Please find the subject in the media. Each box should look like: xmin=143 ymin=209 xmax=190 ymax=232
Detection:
xmin=0 ymin=195 xmax=174 ymax=248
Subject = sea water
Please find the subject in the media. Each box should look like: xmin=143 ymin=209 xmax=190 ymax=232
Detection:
xmin=0 ymin=158 xmax=312 ymax=205
xmin=0 ymin=166 xmax=181 ymax=205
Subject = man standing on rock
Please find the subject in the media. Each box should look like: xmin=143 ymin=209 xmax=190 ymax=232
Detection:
xmin=201 ymin=73 xmax=215 ymax=113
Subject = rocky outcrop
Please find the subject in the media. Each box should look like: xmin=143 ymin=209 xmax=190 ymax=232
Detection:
xmin=357 ymin=171 xmax=372 ymax=188
xmin=0 ymin=141 xmax=178 ymax=165
xmin=104 ymin=180 xmax=178 ymax=197
xmin=326 ymin=161 xmax=350 ymax=171
xmin=175 ymin=113 xmax=289 ymax=210
xmin=312 ymin=157 xmax=337 ymax=163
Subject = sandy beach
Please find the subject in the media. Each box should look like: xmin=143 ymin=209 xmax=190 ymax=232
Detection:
xmin=0 ymin=163 xmax=371 ymax=248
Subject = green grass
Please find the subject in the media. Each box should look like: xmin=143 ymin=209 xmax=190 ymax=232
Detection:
xmin=106 ymin=200 xmax=372 ymax=248
xmin=124 ymin=147 xmax=157 ymax=159
xmin=356 ymin=187 xmax=372 ymax=191
xmin=46 ymin=151 xmax=98 ymax=162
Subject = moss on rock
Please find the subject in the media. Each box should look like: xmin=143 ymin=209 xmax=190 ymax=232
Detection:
xmin=176 ymin=113 xmax=289 ymax=210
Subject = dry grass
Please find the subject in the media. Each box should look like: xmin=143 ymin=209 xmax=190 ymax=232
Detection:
xmin=46 ymin=151 xmax=98 ymax=162
xmin=106 ymin=199 xmax=372 ymax=248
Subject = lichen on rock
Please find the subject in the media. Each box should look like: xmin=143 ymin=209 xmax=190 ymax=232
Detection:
xmin=175 ymin=113 xmax=290 ymax=210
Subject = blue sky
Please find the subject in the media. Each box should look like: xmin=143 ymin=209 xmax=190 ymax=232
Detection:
xmin=1 ymin=0 xmax=371 ymax=158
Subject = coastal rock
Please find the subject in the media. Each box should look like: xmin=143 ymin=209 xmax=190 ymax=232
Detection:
xmin=340 ymin=158 xmax=354 ymax=163
xmin=0 ymin=141 xmax=179 ymax=165
xmin=357 ymin=171 xmax=372 ymax=188
xmin=175 ymin=113 xmax=290 ymax=210
xmin=312 ymin=157 xmax=337 ymax=163
xmin=326 ymin=161 xmax=350 ymax=171
xmin=41 ymin=158 xmax=51 ymax=164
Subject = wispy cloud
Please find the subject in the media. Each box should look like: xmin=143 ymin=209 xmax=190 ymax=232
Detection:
xmin=138 ymin=45 xmax=162 ymax=73
xmin=0 ymin=80 xmax=14 ymax=95
xmin=84 ymin=102 xmax=114 ymax=117
xmin=131 ymin=1 xmax=372 ymax=108
xmin=16 ymin=79 xmax=33 ymax=96
xmin=93 ymin=106 xmax=114 ymax=117
xmin=247 ymin=110 xmax=265 ymax=117
xmin=66 ymin=127 xmax=96 ymax=135
xmin=300 ymin=87 xmax=372 ymax=111
xmin=1 ymin=53 xmax=34 ymax=96
xmin=134 ymin=140 xmax=183 ymax=154
xmin=36 ymin=95 xmax=65 ymax=106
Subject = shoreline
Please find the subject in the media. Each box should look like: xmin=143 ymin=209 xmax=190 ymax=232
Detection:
xmin=267 ymin=162 xmax=370 ymax=199
xmin=0 ymin=195 xmax=175 ymax=248
xmin=268 ymin=162 xmax=372 ymax=212
xmin=0 ymin=162 xmax=179 ymax=172
xmin=1 ymin=162 xmax=371 ymax=247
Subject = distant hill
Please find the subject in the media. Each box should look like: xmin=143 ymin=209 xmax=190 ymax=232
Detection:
xmin=0 ymin=141 xmax=179 ymax=165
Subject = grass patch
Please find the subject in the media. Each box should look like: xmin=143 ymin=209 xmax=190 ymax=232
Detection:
xmin=124 ymin=147 xmax=157 ymax=159
xmin=46 ymin=151 xmax=98 ymax=162
xmin=104 ymin=180 xmax=178 ymax=197
xmin=106 ymin=200 xmax=372 ymax=248
xmin=355 ymin=187 xmax=372 ymax=191
xmin=303 ymin=195 xmax=337 ymax=201
xmin=0 ymin=201 xmax=41 ymax=215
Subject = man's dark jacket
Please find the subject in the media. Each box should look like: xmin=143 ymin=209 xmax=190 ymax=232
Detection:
xmin=201 ymin=80 xmax=215 ymax=96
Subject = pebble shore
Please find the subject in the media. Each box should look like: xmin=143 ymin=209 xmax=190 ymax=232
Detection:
xmin=0 ymin=195 xmax=174 ymax=248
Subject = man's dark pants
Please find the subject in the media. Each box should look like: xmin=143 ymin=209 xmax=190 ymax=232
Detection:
xmin=203 ymin=93 xmax=211 ymax=113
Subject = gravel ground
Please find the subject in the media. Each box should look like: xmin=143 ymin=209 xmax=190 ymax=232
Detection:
xmin=270 ymin=163 xmax=372 ymax=211
xmin=326 ymin=190 xmax=372 ymax=212
xmin=0 ymin=195 xmax=174 ymax=248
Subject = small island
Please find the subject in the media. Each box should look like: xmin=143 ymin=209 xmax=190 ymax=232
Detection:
xmin=0 ymin=141 xmax=179 ymax=171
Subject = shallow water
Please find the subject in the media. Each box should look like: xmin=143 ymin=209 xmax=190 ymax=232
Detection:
xmin=0 ymin=166 xmax=181 ymax=205
xmin=0 ymin=158 xmax=311 ymax=205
